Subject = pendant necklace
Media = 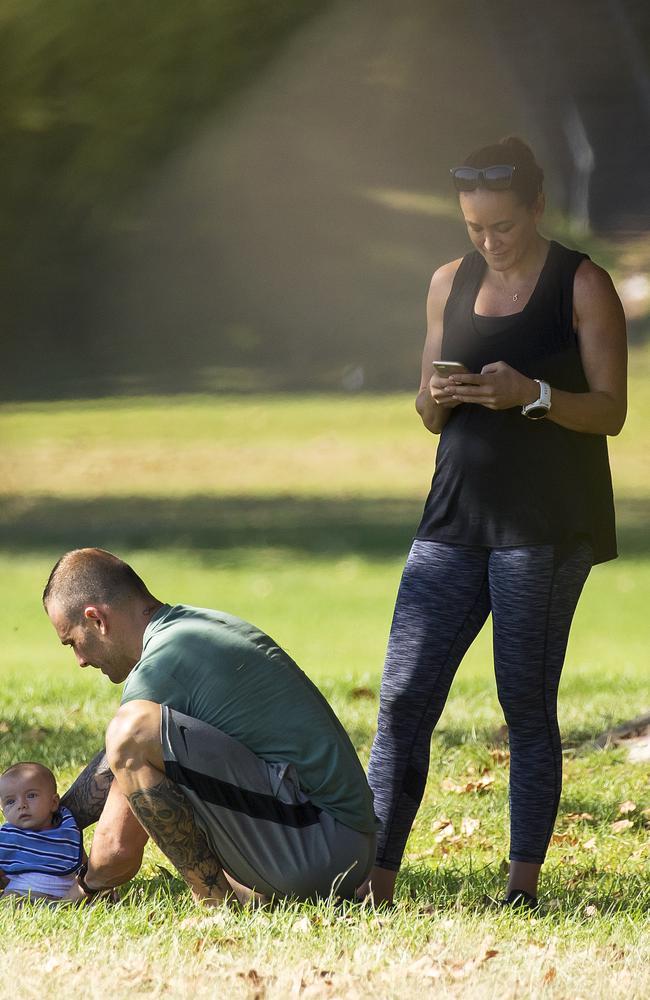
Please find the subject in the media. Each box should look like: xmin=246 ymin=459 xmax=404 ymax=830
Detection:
xmin=512 ymin=292 xmax=519 ymax=302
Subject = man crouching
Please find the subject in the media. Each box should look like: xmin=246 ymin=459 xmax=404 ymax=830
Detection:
xmin=43 ymin=548 xmax=378 ymax=905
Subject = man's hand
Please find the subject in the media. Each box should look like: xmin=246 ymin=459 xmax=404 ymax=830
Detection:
xmin=62 ymin=878 xmax=120 ymax=905
xmin=442 ymin=361 xmax=537 ymax=410
xmin=62 ymin=880 xmax=88 ymax=904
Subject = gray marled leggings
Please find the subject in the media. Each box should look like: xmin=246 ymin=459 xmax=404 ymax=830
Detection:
xmin=368 ymin=539 xmax=593 ymax=870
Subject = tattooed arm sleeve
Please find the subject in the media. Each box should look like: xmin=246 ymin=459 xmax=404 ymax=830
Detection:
xmin=128 ymin=777 xmax=233 ymax=902
xmin=60 ymin=748 xmax=115 ymax=830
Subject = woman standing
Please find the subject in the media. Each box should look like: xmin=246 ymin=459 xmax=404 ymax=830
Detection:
xmin=363 ymin=137 xmax=627 ymax=908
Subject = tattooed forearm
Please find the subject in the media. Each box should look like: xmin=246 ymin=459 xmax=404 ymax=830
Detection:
xmin=60 ymin=749 xmax=114 ymax=829
xmin=127 ymin=777 xmax=233 ymax=903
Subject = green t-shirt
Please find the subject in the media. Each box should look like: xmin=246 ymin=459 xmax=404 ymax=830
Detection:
xmin=122 ymin=605 xmax=379 ymax=834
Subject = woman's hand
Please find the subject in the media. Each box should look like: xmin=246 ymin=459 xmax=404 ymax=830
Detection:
xmin=428 ymin=371 xmax=465 ymax=409
xmin=443 ymin=361 xmax=536 ymax=410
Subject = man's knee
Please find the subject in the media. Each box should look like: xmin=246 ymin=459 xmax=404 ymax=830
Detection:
xmin=106 ymin=700 xmax=162 ymax=774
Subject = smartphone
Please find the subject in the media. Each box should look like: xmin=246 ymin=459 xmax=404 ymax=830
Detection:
xmin=432 ymin=361 xmax=468 ymax=377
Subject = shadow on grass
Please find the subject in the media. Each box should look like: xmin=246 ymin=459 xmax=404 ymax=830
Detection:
xmin=398 ymin=861 xmax=650 ymax=915
xmin=0 ymin=718 xmax=104 ymax=773
xmin=0 ymin=494 xmax=420 ymax=558
xmin=1 ymin=494 xmax=649 ymax=559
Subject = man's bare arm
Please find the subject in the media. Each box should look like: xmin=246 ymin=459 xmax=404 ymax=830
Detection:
xmin=60 ymin=748 xmax=114 ymax=830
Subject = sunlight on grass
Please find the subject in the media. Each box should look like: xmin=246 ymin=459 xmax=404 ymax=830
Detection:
xmin=1 ymin=345 xmax=648 ymax=998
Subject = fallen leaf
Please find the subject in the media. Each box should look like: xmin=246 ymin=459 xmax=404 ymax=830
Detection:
xmin=431 ymin=817 xmax=453 ymax=832
xmin=584 ymin=904 xmax=598 ymax=917
xmin=237 ymin=969 xmax=263 ymax=987
xmin=42 ymin=957 xmax=66 ymax=973
xmin=565 ymin=812 xmax=594 ymax=822
xmin=444 ymin=773 xmax=496 ymax=794
xmin=543 ymin=966 xmax=557 ymax=984
xmin=618 ymin=800 xmax=636 ymax=814
xmin=611 ymin=819 xmax=634 ymax=833
xmin=473 ymin=773 xmax=495 ymax=792
xmin=433 ymin=821 xmax=455 ymax=843
xmin=349 ymin=686 xmax=375 ymax=700
xmin=551 ymin=833 xmax=579 ymax=845
xmin=409 ymin=956 xmax=443 ymax=979
xmin=583 ymin=837 xmax=597 ymax=851
xmin=489 ymin=747 xmax=510 ymax=764
xmin=461 ymin=816 xmax=480 ymax=837
xmin=447 ymin=947 xmax=499 ymax=980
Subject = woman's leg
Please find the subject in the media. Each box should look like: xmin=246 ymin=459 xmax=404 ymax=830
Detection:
xmin=363 ymin=540 xmax=491 ymax=902
xmin=489 ymin=542 xmax=593 ymax=898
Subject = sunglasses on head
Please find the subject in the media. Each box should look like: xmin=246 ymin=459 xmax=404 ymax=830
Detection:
xmin=450 ymin=164 xmax=516 ymax=192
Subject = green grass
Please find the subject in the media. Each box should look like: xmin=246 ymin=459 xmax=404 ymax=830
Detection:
xmin=1 ymin=345 xmax=649 ymax=997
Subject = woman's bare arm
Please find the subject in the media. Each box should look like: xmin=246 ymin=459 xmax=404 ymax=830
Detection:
xmin=415 ymin=259 xmax=463 ymax=434
xmin=545 ymin=261 xmax=627 ymax=435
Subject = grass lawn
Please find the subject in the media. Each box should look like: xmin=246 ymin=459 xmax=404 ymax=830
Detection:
xmin=0 ymin=344 xmax=648 ymax=997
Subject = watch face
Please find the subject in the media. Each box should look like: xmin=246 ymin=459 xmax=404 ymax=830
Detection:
xmin=524 ymin=404 xmax=549 ymax=420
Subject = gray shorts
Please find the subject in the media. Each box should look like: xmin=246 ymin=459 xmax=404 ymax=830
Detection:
xmin=160 ymin=706 xmax=376 ymax=900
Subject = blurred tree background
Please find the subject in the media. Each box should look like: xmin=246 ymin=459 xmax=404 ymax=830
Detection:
xmin=2 ymin=0 xmax=650 ymax=399
xmin=0 ymin=0 xmax=326 ymax=397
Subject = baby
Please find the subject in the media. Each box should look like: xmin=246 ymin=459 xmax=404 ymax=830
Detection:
xmin=0 ymin=761 xmax=83 ymax=901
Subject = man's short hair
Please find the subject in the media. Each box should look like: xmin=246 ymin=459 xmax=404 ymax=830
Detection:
xmin=42 ymin=548 xmax=152 ymax=624
xmin=0 ymin=761 xmax=58 ymax=795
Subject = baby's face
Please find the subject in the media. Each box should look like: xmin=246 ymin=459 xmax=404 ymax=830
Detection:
xmin=0 ymin=769 xmax=59 ymax=830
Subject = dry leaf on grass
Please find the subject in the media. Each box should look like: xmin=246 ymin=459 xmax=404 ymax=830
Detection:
xmin=431 ymin=818 xmax=455 ymax=842
xmin=441 ymin=774 xmax=495 ymax=794
xmin=489 ymin=747 xmax=510 ymax=764
xmin=469 ymin=773 xmax=495 ymax=792
xmin=237 ymin=969 xmax=264 ymax=987
xmin=551 ymin=833 xmax=579 ymax=845
xmin=583 ymin=837 xmax=598 ymax=850
xmin=543 ymin=966 xmax=557 ymax=984
xmin=461 ymin=816 xmax=480 ymax=837
xmin=349 ymin=687 xmax=375 ymax=701
xmin=408 ymin=947 xmax=498 ymax=982
xmin=618 ymin=800 xmax=636 ymax=814
xmin=611 ymin=818 xmax=634 ymax=833
xmin=564 ymin=812 xmax=594 ymax=822
xmin=447 ymin=947 xmax=499 ymax=980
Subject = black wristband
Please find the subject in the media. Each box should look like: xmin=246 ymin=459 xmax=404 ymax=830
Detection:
xmin=75 ymin=863 xmax=104 ymax=901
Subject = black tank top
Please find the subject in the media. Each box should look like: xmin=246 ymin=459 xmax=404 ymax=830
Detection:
xmin=416 ymin=240 xmax=617 ymax=563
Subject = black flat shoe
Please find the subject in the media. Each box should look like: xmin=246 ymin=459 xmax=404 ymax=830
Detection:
xmin=500 ymin=888 xmax=538 ymax=910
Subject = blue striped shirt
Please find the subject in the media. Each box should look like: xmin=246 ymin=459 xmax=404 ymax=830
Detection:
xmin=0 ymin=807 xmax=82 ymax=875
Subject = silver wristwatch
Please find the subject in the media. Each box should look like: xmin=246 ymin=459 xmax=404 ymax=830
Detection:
xmin=521 ymin=379 xmax=551 ymax=420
